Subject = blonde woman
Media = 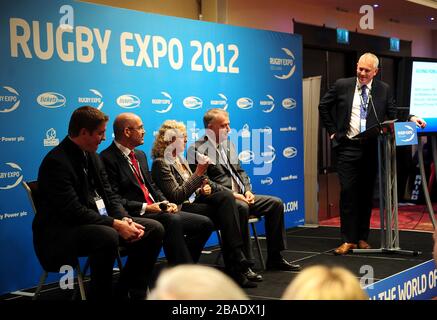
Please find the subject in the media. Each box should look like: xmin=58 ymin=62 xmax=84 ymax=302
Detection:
xmin=151 ymin=120 xmax=262 ymax=288
xmin=282 ymin=265 xmax=368 ymax=300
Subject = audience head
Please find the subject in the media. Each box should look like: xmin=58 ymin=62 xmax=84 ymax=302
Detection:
xmin=151 ymin=120 xmax=187 ymax=160
xmin=68 ymin=106 xmax=108 ymax=152
xmin=148 ymin=265 xmax=248 ymax=300
xmin=357 ymin=52 xmax=379 ymax=86
xmin=282 ymin=265 xmax=368 ymax=300
xmin=113 ymin=113 xmax=145 ymax=150
xmin=203 ymin=108 xmax=230 ymax=143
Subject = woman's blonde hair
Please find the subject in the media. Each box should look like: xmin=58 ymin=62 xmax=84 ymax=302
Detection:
xmin=151 ymin=120 xmax=187 ymax=159
xmin=282 ymin=265 xmax=368 ymax=300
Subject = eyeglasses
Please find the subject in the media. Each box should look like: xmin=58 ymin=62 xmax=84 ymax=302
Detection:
xmin=128 ymin=125 xmax=145 ymax=132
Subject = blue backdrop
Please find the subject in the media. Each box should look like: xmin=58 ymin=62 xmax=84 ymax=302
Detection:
xmin=0 ymin=0 xmax=304 ymax=294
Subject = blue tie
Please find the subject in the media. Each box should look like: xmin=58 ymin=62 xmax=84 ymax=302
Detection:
xmin=360 ymin=85 xmax=368 ymax=132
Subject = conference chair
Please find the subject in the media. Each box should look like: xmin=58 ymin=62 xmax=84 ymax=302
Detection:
xmin=21 ymin=181 xmax=87 ymax=300
xmin=215 ymin=215 xmax=266 ymax=270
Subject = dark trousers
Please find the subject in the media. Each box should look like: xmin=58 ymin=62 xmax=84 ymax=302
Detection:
xmin=236 ymin=194 xmax=286 ymax=261
xmin=336 ymin=139 xmax=378 ymax=243
xmin=182 ymin=190 xmax=248 ymax=270
xmin=145 ymin=210 xmax=213 ymax=265
xmin=38 ymin=217 xmax=164 ymax=300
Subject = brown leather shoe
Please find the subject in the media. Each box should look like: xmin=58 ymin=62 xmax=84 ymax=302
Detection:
xmin=334 ymin=242 xmax=357 ymax=255
xmin=358 ymin=240 xmax=371 ymax=249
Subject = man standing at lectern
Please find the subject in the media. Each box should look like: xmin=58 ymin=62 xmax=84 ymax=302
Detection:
xmin=318 ymin=52 xmax=426 ymax=255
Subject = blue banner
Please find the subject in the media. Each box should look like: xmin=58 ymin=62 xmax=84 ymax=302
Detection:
xmin=0 ymin=0 xmax=304 ymax=294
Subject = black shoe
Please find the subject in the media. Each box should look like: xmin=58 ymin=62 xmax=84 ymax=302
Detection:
xmin=227 ymin=270 xmax=257 ymax=288
xmin=243 ymin=268 xmax=263 ymax=282
xmin=266 ymin=257 xmax=302 ymax=271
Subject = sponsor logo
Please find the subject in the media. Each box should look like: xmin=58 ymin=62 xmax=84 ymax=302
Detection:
xmin=241 ymin=124 xmax=251 ymax=138
xmin=0 ymin=162 xmax=23 ymax=190
xmin=282 ymin=98 xmax=296 ymax=109
xmin=260 ymin=95 xmax=275 ymax=113
xmin=261 ymin=145 xmax=276 ymax=164
xmin=78 ymin=89 xmax=103 ymax=110
xmin=270 ymin=48 xmax=296 ymax=80
xmin=152 ymin=91 xmax=173 ymax=113
xmin=43 ymin=128 xmax=59 ymax=147
xmin=0 ymin=86 xmax=20 ymax=113
xmin=183 ymin=96 xmax=203 ymax=110
xmin=281 ymin=174 xmax=298 ymax=181
xmin=284 ymin=200 xmax=299 ymax=213
xmin=238 ymin=150 xmax=255 ymax=164
xmin=37 ymin=92 xmax=66 ymax=109
xmin=236 ymin=97 xmax=253 ymax=110
xmin=260 ymin=177 xmax=273 ymax=185
xmin=116 ymin=94 xmax=141 ymax=109
xmin=1 ymin=136 xmax=24 ymax=143
xmin=283 ymin=146 xmax=298 ymax=158
xmin=259 ymin=126 xmax=273 ymax=134
xmin=280 ymin=126 xmax=297 ymax=132
xmin=399 ymin=125 xmax=415 ymax=142
xmin=210 ymin=93 xmax=228 ymax=110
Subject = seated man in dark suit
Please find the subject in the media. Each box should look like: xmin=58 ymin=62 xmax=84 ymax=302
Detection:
xmin=100 ymin=113 xmax=214 ymax=266
xmin=33 ymin=106 xmax=164 ymax=300
xmin=188 ymin=108 xmax=301 ymax=271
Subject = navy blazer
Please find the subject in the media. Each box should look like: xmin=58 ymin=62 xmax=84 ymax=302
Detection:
xmin=318 ymin=77 xmax=397 ymax=144
xmin=100 ymin=142 xmax=166 ymax=216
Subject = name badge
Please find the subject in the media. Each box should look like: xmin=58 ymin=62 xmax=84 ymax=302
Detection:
xmin=188 ymin=193 xmax=196 ymax=203
xmin=360 ymin=119 xmax=366 ymax=133
xmin=95 ymin=196 xmax=108 ymax=216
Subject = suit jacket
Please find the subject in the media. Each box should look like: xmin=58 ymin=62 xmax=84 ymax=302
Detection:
xmin=187 ymin=136 xmax=252 ymax=194
xmin=151 ymin=155 xmax=204 ymax=204
xmin=100 ymin=142 xmax=166 ymax=216
xmin=318 ymin=77 xmax=397 ymax=145
xmin=34 ymin=137 xmax=128 ymax=269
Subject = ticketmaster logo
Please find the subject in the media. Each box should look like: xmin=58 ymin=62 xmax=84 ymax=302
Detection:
xmin=37 ymin=92 xmax=66 ymax=109
xmin=117 ymin=94 xmax=141 ymax=109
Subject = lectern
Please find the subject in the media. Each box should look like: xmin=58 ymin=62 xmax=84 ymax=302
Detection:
xmin=351 ymin=120 xmax=420 ymax=255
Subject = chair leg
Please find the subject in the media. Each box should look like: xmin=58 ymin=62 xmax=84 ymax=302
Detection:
xmin=250 ymin=223 xmax=266 ymax=270
xmin=76 ymin=264 xmax=86 ymax=301
xmin=32 ymin=271 xmax=48 ymax=300
xmin=214 ymin=230 xmax=224 ymax=266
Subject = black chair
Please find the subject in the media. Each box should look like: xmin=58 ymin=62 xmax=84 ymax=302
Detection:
xmin=215 ymin=215 xmax=266 ymax=270
xmin=21 ymin=181 xmax=87 ymax=300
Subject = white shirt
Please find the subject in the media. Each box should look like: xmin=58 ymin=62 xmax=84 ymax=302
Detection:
xmin=347 ymin=79 xmax=373 ymax=138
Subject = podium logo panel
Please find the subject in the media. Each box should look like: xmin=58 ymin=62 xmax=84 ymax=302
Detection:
xmin=394 ymin=122 xmax=418 ymax=146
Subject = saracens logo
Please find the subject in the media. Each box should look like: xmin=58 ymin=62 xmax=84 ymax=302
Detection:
xmin=236 ymin=97 xmax=253 ymax=110
xmin=238 ymin=150 xmax=255 ymax=164
xmin=210 ymin=93 xmax=228 ymax=110
xmin=270 ymin=48 xmax=296 ymax=80
xmin=0 ymin=86 xmax=20 ymax=113
xmin=282 ymin=98 xmax=297 ymax=110
xmin=43 ymin=128 xmax=59 ymax=147
xmin=37 ymin=92 xmax=66 ymax=109
xmin=78 ymin=89 xmax=104 ymax=110
xmin=117 ymin=94 xmax=141 ymax=109
xmin=152 ymin=91 xmax=173 ymax=113
xmin=0 ymin=162 xmax=23 ymax=190
xmin=183 ymin=96 xmax=203 ymax=110
xmin=260 ymin=95 xmax=275 ymax=113
xmin=283 ymin=146 xmax=298 ymax=158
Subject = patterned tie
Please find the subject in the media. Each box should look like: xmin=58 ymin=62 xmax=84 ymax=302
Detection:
xmin=219 ymin=146 xmax=246 ymax=194
xmin=128 ymin=151 xmax=154 ymax=205
xmin=360 ymin=85 xmax=368 ymax=132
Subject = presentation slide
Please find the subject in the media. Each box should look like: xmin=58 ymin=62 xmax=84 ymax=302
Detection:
xmin=409 ymin=61 xmax=437 ymax=134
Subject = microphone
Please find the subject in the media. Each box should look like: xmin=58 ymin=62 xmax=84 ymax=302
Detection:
xmin=368 ymin=92 xmax=382 ymax=131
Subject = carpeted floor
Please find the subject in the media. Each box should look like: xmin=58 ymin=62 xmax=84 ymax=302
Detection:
xmin=320 ymin=204 xmax=437 ymax=231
